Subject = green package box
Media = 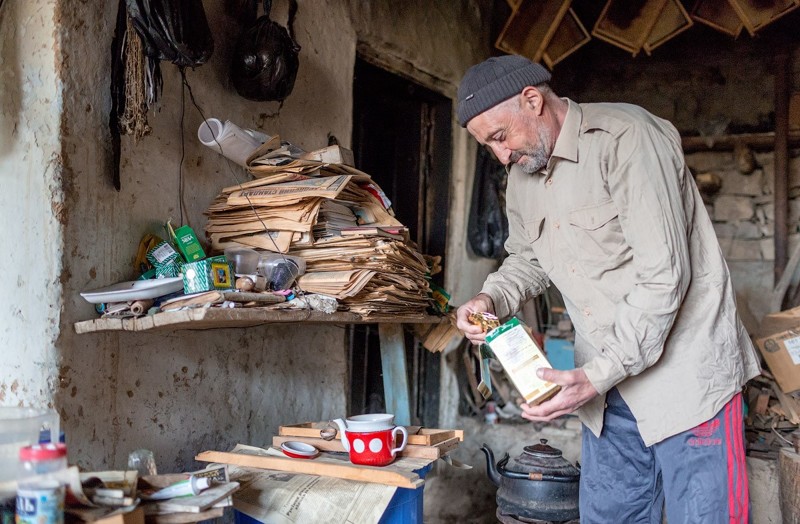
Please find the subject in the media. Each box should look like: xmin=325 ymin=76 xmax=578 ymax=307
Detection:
xmin=174 ymin=225 xmax=206 ymax=262
xmin=181 ymin=256 xmax=233 ymax=294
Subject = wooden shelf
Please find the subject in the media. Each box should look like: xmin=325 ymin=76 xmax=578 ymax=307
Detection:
xmin=74 ymin=308 xmax=445 ymax=334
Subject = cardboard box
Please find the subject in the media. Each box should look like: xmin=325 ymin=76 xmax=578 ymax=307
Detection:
xmin=95 ymin=507 xmax=144 ymax=524
xmin=756 ymin=306 xmax=800 ymax=393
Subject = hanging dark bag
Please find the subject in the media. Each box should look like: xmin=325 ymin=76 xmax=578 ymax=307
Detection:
xmin=125 ymin=0 xmax=214 ymax=68
xmin=467 ymin=146 xmax=509 ymax=259
xmin=231 ymin=0 xmax=301 ymax=102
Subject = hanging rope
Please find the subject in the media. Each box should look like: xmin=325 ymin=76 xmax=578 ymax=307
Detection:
xmin=118 ymin=14 xmax=151 ymax=142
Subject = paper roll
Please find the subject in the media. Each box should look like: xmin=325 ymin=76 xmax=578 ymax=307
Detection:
xmin=130 ymin=299 xmax=154 ymax=316
xmin=197 ymin=118 xmax=268 ymax=168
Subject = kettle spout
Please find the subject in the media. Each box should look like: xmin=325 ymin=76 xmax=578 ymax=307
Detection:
xmin=332 ymin=418 xmax=349 ymax=451
xmin=480 ymin=444 xmax=501 ymax=487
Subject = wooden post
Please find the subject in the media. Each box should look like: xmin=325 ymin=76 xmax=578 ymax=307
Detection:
xmin=378 ymin=323 xmax=412 ymax=426
xmin=779 ymin=448 xmax=800 ymax=523
xmin=774 ymin=43 xmax=790 ymax=284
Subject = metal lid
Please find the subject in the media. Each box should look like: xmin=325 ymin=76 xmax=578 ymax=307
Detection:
xmin=523 ymin=439 xmax=562 ymax=458
xmin=507 ymin=439 xmax=580 ymax=478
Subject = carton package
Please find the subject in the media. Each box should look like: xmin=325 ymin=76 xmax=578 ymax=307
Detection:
xmin=174 ymin=225 xmax=206 ymax=262
xmin=182 ymin=256 xmax=234 ymax=295
xmin=756 ymin=306 xmax=800 ymax=393
xmin=484 ymin=317 xmax=561 ymax=405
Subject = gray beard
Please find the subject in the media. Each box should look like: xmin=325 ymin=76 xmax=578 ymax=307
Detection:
xmin=515 ymin=148 xmax=549 ymax=174
xmin=512 ymin=127 xmax=552 ymax=174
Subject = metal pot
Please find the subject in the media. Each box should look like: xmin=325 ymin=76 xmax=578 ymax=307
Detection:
xmin=481 ymin=439 xmax=580 ymax=522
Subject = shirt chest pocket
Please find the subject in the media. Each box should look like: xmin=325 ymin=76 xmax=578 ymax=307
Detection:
xmin=568 ymin=200 xmax=626 ymax=263
xmin=524 ymin=217 xmax=553 ymax=272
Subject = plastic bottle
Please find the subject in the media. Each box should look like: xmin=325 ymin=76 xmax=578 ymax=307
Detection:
xmin=16 ymin=443 xmax=67 ymax=524
xmin=18 ymin=443 xmax=67 ymax=478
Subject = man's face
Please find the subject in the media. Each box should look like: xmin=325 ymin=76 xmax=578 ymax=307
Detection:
xmin=466 ymin=97 xmax=552 ymax=174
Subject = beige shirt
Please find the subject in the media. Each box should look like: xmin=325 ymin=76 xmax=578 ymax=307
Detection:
xmin=480 ymin=100 xmax=761 ymax=446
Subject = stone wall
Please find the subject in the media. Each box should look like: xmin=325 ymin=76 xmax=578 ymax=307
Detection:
xmin=686 ymin=149 xmax=800 ymax=320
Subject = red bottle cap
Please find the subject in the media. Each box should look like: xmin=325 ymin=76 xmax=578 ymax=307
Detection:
xmin=19 ymin=443 xmax=67 ymax=461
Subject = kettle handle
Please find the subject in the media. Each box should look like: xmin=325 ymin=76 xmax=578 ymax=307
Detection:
xmin=497 ymin=454 xmax=579 ymax=483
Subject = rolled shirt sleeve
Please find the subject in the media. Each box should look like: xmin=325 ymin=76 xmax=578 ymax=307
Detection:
xmin=582 ymin=119 xmax=692 ymax=395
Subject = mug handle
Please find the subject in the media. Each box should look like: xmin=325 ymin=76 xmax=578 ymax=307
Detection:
xmin=390 ymin=426 xmax=408 ymax=457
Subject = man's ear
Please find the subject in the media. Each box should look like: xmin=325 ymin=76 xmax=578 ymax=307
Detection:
xmin=520 ymin=86 xmax=544 ymax=116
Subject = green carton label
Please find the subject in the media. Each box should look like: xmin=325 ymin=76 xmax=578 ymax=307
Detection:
xmin=485 ymin=316 xmax=520 ymax=343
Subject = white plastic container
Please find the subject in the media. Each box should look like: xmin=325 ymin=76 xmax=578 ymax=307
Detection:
xmin=0 ymin=408 xmax=60 ymax=492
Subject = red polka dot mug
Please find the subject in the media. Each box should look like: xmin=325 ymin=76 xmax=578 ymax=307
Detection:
xmin=332 ymin=415 xmax=409 ymax=466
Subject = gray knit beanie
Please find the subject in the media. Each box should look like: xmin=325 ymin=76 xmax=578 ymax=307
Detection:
xmin=457 ymin=55 xmax=551 ymax=127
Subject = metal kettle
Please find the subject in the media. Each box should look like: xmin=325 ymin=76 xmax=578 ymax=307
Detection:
xmin=481 ymin=439 xmax=580 ymax=522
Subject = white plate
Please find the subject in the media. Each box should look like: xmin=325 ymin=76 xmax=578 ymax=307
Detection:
xmin=80 ymin=277 xmax=184 ymax=304
xmin=280 ymin=441 xmax=319 ymax=459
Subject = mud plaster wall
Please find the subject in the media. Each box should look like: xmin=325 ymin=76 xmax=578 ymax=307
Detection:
xmin=0 ymin=0 xmax=495 ymax=472
xmin=0 ymin=1 xmax=63 ymax=408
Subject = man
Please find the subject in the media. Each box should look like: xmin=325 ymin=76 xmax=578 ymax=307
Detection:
xmin=455 ymin=55 xmax=760 ymax=523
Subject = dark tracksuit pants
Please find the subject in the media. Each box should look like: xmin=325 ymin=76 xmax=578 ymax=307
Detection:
xmin=580 ymin=388 xmax=749 ymax=524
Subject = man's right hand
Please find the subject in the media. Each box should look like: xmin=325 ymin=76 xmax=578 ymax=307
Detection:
xmin=455 ymin=293 xmax=496 ymax=345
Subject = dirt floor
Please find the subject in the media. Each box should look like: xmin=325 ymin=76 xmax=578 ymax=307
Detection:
xmin=422 ymin=415 xmax=782 ymax=523
xmin=423 ymin=415 xmax=583 ymax=523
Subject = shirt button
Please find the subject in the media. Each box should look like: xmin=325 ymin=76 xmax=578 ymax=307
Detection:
xmin=570 ymin=266 xmax=576 ymax=274
xmin=583 ymin=307 xmax=591 ymax=316
xmin=554 ymin=221 xmax=560 ymax=229
xmin=545 ymin=178 xmax=553 ymax=186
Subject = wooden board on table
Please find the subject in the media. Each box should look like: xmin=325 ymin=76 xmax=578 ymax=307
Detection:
xmin=272 ymin=436 xmax=460 ymax=461
xmin=279 ymin=422 xmax=463 ymax=446
xmin=146 ymin=508 xmax=225 ymax=524
xmin=195 ymin=451 xmax=424 ymax=489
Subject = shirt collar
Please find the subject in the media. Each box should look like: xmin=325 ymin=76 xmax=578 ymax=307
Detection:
xmin=549 ymin=98 xmax=582 ymax=164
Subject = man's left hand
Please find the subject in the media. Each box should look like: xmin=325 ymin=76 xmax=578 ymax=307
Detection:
xmin=519 ymin=368 xmax=599 ymax=421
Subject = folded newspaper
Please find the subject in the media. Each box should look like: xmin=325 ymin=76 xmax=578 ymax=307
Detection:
xmin=224 ymin=444 xmax=398 ymax=524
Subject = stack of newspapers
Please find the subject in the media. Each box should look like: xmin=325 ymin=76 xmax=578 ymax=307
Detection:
xmin=203 ymin=139 xmax=433 ymax=318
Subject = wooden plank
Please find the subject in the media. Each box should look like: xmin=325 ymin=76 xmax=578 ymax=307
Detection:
xmin=146 ymin=508 xmax=225 ymax=524
xmin=690 ymin=0 xmax=744 ymax=37
xmin=772 ymin=383 xmax=800 ymax=424
xmin=681 ymin=131 xmax=800 ymax=152
xmin=542 ymin=8 xmax=591 ymax=69
xmin=278 ymin=423 xmax=462 ymax=446
xmin=592 ymin=0 xmax=668 ymax=56
xmin=727 ymin=0 xmax=799 ymax=35
xmin=378 ymin=324 xmax=412 ymax=426
xmin=195 ymin=451 xmax=423 ymax=489
xmin=643 ymin=0 xmax=693 ymax=55
xmin=74 ymin=309 xmax=445 ymax=334
xmin=271 ymin=436 xmax=452 ymax=461
xmin=495 ymin=0 xmax=573 ymax=63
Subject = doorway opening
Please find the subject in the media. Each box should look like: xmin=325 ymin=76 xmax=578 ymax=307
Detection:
xmin=348 ymin=57 xmax=452 ymax=426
